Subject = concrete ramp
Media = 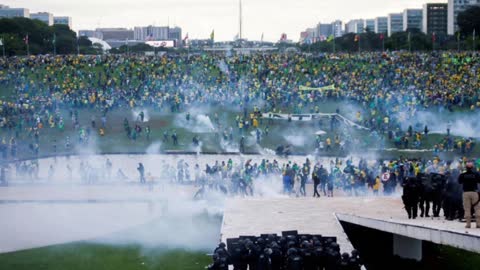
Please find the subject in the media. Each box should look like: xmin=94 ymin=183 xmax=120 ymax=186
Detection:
xmin=336 ymin=213 xmax=480 ymax=253
xmin=221 ymin=197 xmax=480 ymax=257
xmin=221 ymin=197 xmax=354 ymax=253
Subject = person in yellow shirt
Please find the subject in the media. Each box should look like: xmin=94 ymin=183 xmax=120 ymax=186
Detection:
xmin=373 ymin=176 xmax=381 ymax=195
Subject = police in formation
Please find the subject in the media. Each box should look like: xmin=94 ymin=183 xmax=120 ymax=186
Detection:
xmin=207 ymin=233 xmax=362 ymax=270
xmin=402 ymin=162 xmax=480 ymax=226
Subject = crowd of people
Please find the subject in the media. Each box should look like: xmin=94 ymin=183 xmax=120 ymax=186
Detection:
xmin=208 ymin=232 xmax=362 ymax=270
xmin=0 ymin=52 xmax=479 ymax=159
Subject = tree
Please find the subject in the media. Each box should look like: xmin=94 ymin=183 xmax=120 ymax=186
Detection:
xmin=0 ymin=17 xmax=97 ymax=55
xmin=457 ymin=6 xmax=480 ymax=35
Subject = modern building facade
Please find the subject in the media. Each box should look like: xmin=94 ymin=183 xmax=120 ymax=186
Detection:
xmin=79 ymin=30 xmax=103 ymax=39
xmin=95 ymin=28 xmax=134 ymax=41
xmin=332 ymin=20 xmax=344 ymax=37
xmin=134 ymin=26 xmax=170 ymax=41
xmin=364 ymin=19 xmax=375 ymax=32
xmin=168 ymin=27 xmax=182 ymax=43
xmin=346 ymin=19 xmax=365 ymax=34
xmin=0 ymin=5 xmax=29 ymax=18
xmin=31 ymin=12 xmax=54 ymax=26
xmin=448 ymin=0 xmax=480 ymax=35
xmin=422 ymin=3 xmax=448 ymax=35
xmin=374 ymin=17 xmax=388 ymax=34
xmin=403 ymin=9 xmax=423 ymax=31
xmin=387 ymin=13 xmax=404 ymax=36
xmin=53 ymin=16 xmax=72 ymax=29
xmin=317 ymin=23 xmax=333 ymax=39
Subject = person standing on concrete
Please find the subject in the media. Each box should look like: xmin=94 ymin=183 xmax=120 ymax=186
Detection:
xmin=137 ymin=163 xmax=145 ymax=184
xmin=458 ymin=162 xmax=480 ymax=228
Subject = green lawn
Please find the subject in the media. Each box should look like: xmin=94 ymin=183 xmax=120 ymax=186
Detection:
xmin=0 ymin=244 xmax=211 ymax=270
xmin=1 ymin=100 xmax=478 ymax=161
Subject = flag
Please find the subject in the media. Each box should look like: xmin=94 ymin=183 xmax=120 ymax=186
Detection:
xmin=210 ymin=30 xmax=215 ymax=41
xmin=23 ymin=34 xmax=29 ymax=45
xmin=354 ymin=35 xmax=360 ymax=42
xmin=379 ymin=34 xmax=384 ymax=40
xmin=327 ymin=35 xmax=334 ymax=42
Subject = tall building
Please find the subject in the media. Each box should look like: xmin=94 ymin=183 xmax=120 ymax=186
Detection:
xmin=364 ymin=19 xmax=375 ymax=32
xmin=53 ymin=16 xmax=72 ymax=29
xmin=387 ymin=13 xmax=404 ymax=36
xmin=317 ymin=23 xmax=333 ymax=39
xmin=0 ymin=5 xmax=29 ymax=18
xmin=422 ymin=3 xmax=448 ymax=35
xmin=332 ymin=20 xmax=343 ymax=37
xmin=448 ymin=0 xmax=480 ymax=35
xmin=134 ymin=26 xmax=170 ymax=41
xmin=31 ymin=12 xmax=54 ymax=26
xmin=168 ymin=27 xmax=182 ymax=43
xmin=374 ymin=17 xmax=388 ymax=34
xmin=346 ymin=19 xmax=365 ymax=34
xmin=95 ymin=28 xmax=134 ymax=40
xmin=403 ymin=9 xmax=423 ymax=31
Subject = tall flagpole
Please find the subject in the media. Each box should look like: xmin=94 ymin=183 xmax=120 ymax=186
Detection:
xmin=474 ymin=29 xmax=476 ymax=51
xmin=53 ymin=32 xmax=57 ymax=56
xmin=26 ymin=33 xmax=30 ymax=56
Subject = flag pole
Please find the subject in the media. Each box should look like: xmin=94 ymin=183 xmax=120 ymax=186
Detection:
xmin=53 ymin=33 xmax=57 ymax=56
xmin=473 ymin=29 xmax=476 ymax=51
xmin=26 ymin=33 xmax=30 ymax=56
xmin=333 ymin=37 xmax=336 ymax=53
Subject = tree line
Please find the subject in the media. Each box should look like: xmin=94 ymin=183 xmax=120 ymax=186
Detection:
xmin=0 ymin=17 xmax=100 ymax=56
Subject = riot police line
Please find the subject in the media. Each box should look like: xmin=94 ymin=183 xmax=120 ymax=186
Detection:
xmin=401 ymin=170 xmax=477 ymax=221
xmin=207 ymin=230 xmax=362 ymax=270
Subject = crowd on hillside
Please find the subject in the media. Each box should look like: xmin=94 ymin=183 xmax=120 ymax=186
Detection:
xmin=0 ymin=51 xmax=478 ymax=158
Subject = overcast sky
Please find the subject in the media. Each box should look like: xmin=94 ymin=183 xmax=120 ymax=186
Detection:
xmin=3 ymin=0 xmax=447 ymax=41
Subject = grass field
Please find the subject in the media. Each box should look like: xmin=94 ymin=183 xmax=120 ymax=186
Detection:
xmin=0 ymin=243 xmax=211 ymax=270
xmin=0 ymin=100 xmax=478 ymax=161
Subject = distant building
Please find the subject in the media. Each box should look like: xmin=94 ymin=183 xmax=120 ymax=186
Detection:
xmin=448 ymin=0 xmax=480 ymax=35
xmin=364 ymin=19 xmax=375 ymax=32
xmin=332 ymin=20 xmax=343 ymax=37
xmin=346 ymin=19 xmax=365 ymax=34
xmin=134 ymin=26 xmax=169 ymax=41
xmin=317 ymin=23 xmax=333 ymax=40
xmin=31 ymin=12 xmax=54 ymax=26
xmin=168 ymin=27 xmax=182 ymax=44
xmin=95 ymin=28 xmax=134 ymax=41
xmin=422 ymin=3 xmax=448 ymax=35
xmin=300 ymin=28 xmax=316 ymax=44
xmin=374 ymin=17 xmax=388 ymax=34
xmin=403 ymin=9 xmax=423 ymax=31
xmin=387 ymin=13 xmax=404 ymax=36
xmin=0 ymin=5 xmax=29 ymax=18
xmin=79 ymin=30 xmax=103 ymax=39
xmin=53 ymin=16 xmax=72 ymax=29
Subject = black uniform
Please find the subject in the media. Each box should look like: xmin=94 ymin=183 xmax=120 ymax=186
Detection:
xmin=402 ymin=177 xmax=420 ymax=219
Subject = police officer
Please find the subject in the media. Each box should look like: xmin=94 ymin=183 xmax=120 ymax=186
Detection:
xmin=430 ymin=173 xmax=447 ymax=218
xmin=402 ymin=177 xmax=420 ymax=219
xmin=458 ymin=162 xmax=480 ymax=228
